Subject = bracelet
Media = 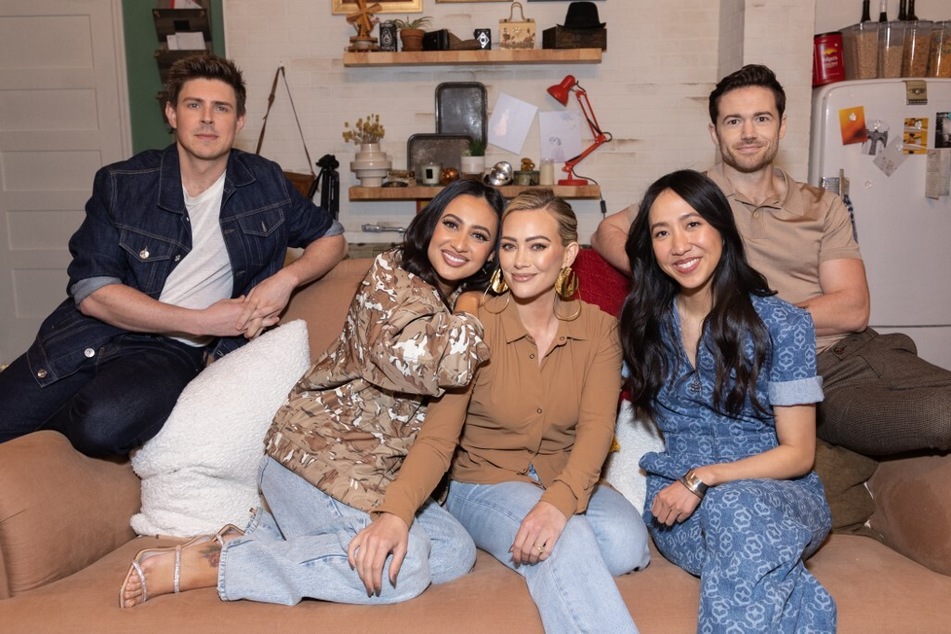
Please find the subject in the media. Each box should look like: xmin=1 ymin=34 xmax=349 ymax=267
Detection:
xmin=679 ymin=469 xmax=709 ymax=499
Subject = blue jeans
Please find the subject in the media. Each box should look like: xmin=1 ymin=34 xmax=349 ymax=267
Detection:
xmin=217 ymin=457 xmax=476 ymax=605
xmin=446 ymin=479 xmax=649 ymax=634
xmin=0 ymin=333 xmax=203 ymax=456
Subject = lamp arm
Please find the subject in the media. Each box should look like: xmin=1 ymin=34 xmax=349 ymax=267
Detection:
xmin=563 ymin=86 xmax=610 ymax=169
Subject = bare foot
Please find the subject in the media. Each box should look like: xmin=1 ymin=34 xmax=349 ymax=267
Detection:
xmin=120 ymin=537 xmax=222 ymax=608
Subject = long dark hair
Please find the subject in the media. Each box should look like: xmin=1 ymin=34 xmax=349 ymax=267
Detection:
xmin=399 ymin=179 xmax=505 ymax=305
xmin=619 ymin=170 xmax=775 ymax=419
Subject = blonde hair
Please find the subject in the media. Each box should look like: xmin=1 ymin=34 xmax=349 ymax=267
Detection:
xmin=501 ymin=189 xmax=578 ymax=245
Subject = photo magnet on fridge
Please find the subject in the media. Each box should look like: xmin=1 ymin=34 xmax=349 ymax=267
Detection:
xmin=839 ymin=106 xmax=868 ymax=145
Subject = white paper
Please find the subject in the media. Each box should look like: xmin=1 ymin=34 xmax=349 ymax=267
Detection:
xmin=488 ymin=93 xmax=538 ymax=155
xmin=925 ymin=149 xmax=951 ymax=199
xmin=175 ymin=31 xmax=207 ymax=50
xmin=538 ymin=110 xmax=584 ymax=163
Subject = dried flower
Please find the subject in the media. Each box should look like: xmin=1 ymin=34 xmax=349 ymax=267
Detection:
xmin=342 ymin=114 xmax=385 ymax=146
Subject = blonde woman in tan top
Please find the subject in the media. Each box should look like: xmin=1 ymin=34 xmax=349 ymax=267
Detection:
xmin=354 ymin=190 xmax=650 ymax=633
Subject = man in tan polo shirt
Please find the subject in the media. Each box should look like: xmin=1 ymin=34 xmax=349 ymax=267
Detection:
xmin=592 ymin=64 xmax=950 ymax=457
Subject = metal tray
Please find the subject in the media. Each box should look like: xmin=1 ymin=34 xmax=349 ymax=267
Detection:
xmin=435 ymin=82 xmax=487 ymax=149
xmin=406 ymin=133 xmax=472 ymax=176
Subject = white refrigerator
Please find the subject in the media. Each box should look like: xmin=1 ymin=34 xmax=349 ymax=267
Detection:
xmin=809 ymin=78 xmax=951 ymax=370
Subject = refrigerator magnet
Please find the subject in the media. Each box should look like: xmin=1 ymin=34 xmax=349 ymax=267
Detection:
xmin=839 ymin=106 xmax=868 ymax=145
xmin=873 ymin=137 xmax=908 ymax=177
xmin=935 ymin=113 xmax=951 ymax=149
xmin=902 ymin=117 xmax=928 ymax=155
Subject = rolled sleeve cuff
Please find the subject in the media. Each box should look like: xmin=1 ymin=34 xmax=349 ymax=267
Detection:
xmin=70 ymin=276 xmax=122 ymax=305
xmin=323 ymin=219 xmax=345 ymax=237
xmin=768 ymin=375 xmax=824 ymax=407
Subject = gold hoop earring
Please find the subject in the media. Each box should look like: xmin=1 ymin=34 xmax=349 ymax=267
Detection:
xmin=489 ymin=267 xmax=508 ymax=294
xmin=483 ymin=291 xmax=510 ymax=314
xmin=554 ymin=295 xmax=581 ymax=321
xmin=555 ymin=266 xmax=579 ymax=300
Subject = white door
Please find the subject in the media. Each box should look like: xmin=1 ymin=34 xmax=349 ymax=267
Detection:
xmin=0 ymin=0 xmax=130 ymax=365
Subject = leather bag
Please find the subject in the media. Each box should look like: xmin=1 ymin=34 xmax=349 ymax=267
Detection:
xmin=255 ymin=66 xmax=317 ymax=199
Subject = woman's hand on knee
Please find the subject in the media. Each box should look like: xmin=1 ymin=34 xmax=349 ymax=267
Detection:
xmin=347 ymin=513 xmax=410 ymax=597
xmin=651 ymin=482 xmax=700 ymax=526
xmin=510 ymin=501 xmax=567 ymax=566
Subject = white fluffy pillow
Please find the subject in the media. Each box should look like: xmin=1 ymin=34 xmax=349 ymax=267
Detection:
xmin=130 ymin=320 xmax=311 ymax=537
xmin=602 ymin=400 xmax=665 ymax=513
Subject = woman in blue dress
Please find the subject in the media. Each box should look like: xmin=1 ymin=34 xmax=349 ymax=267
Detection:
xmin=618 ymin=170 xmax=836 ymax=632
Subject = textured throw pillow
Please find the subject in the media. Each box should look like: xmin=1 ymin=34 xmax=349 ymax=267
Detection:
xmin=813 ymin=439 xmax=879 ymax=536
xmin=602 ymin=400 xmax=665 ymax=513
xmin=130 ymin=320 xmax=311 ymax=537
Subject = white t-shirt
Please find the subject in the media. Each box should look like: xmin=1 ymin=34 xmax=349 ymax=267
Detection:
xmin=160 ymin=171 xmax=233 ymax=346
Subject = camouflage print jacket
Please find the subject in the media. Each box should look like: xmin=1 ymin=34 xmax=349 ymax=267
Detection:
xmin=265 ymin=250 xmax=489 ymax=512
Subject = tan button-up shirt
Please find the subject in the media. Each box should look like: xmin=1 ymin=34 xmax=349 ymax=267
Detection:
xmin=376 ymin=298 xmax=622 ymax=526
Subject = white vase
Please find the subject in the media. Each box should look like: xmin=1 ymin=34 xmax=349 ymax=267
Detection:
xmin=350 ymin=143 xmax=391 ymax=187
xmin=460 ymin=155 xmax=486 ymax=178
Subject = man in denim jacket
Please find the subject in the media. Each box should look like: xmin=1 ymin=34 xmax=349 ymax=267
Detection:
xmin=0 ymin=54 xmax=347 ymax=457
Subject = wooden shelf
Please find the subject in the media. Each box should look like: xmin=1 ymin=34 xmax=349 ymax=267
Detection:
xmin=343 ymin=48 xmax=602 ymax=67
xmin=350 ymin=184 xmax=601 ymax=201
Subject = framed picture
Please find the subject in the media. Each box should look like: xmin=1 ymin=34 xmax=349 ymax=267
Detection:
xmin=331 ymin=0 xmax=422 ymax=15
xmin=436 ymin=1 xmax=509 ymax=3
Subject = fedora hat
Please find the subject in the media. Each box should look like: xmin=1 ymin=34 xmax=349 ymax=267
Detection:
xmin=559 ymin=2 xmax=605 ymax=30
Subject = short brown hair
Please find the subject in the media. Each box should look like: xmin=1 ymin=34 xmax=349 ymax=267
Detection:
xmin=708 ymin=64 xmax=785 ymax=125
xmin=165 ymin=53 xmax=247 ymax=117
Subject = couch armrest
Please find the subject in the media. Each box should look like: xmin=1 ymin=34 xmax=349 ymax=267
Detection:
xmin=868 ymin=452 xmax=951 ymax=576
xmin=0 ymin=431 xmax=139 ymax=598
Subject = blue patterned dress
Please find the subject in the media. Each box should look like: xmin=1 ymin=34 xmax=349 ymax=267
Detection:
xmin=639 ymin=294 xmax=836 ymax=633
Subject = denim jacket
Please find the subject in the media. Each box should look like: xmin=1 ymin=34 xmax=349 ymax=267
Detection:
xmin=26 ymin=144 xmax=341 ymax=387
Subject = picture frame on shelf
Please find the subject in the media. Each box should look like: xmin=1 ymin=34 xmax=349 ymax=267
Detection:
xmin=436 ymin=1 xmax=509 ymax=3
xmin=331 ymin=0 xmax=422 ymax=15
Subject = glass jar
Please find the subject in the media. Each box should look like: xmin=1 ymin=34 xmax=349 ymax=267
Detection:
xmin=928 ymin=21 xmax=951 ymax=78
xmin=842 ymin=22 xmax=880 ymax=79
xmin=879 ymin=21 xmax=906 ymax=78
xmin=902 ymin=20 xmax=933 ymax=77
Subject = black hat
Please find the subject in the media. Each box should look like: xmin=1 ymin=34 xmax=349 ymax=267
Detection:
xmin=559 ymin=2 xmax=605 ymax=30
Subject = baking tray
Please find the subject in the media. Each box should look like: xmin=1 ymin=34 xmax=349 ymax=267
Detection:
xmin=406 ymin=133 xmax=472 ymax=175
xmin=435 ymin=82 xmax=487 ymax=149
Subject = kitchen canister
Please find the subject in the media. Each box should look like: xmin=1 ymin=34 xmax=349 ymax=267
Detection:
xmin=813 ymin=32 xmax=846 ymax=86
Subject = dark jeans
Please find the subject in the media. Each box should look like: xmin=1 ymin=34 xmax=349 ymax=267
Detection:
xmin=0 ymin=334 xmax=204 ymax=457
xmin=817 ymin=328 xmax=951 ymax=456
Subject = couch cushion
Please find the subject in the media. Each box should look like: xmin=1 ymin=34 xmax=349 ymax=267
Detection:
xmin=130 ymin=321 xmax=311 ymax=537
xmin=0 ymin=431 xmax=138 ymax=597
xmin=868 ymin=452 xmax=951 ymax=576
xmin=3 ymin=535 xmax=950 ymax=631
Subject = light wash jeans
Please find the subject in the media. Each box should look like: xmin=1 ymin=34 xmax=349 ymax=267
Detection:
xmin=217 ymin=457 xmax=476 ymax=605
xmin=445 ymin=479 xmax=650 ymax=634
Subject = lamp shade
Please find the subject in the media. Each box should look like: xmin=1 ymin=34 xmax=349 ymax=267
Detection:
xmin=546 ymin=75 xmax=577 ymax=106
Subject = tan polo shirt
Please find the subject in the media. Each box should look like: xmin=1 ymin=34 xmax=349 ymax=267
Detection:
xmin=375 ymin=298 xmax=622 ymax=526
xmin=706 ymin=164 xmax=862 ymax=352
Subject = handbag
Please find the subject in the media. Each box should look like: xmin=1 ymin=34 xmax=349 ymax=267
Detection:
xmin=499 ymin=2 xmax=536 ymax=50
xmin=255 ymin=66 xmax=317 ymax=200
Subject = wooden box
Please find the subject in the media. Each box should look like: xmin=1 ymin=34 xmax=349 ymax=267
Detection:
xmin=542 ymin=26 xmax=607 ymax=51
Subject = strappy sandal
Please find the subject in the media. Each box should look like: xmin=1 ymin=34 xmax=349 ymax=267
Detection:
xmin=118 ymin=524 xmax=245 ymax=608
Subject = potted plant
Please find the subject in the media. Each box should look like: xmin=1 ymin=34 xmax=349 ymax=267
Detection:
xmin=460 ymin=138 xmax=487 ymax=178
xmin=392 ymin=16 xmax=432 ymax=52
xmin=343 ymin=114 xmax=391 ymax=187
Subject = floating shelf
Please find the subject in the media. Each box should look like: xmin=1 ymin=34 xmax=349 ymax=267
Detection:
xmin=349 ymin=184 xmax=601 ymax=201
xmin=342 ymin=48 xmax=603 ymax=67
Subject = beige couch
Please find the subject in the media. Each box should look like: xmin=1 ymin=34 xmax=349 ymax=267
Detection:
xmin=2 ymin=255 xmax=950 ymax=632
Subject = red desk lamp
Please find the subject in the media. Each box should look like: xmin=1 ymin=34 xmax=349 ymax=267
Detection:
xmin=546 ymin=75 xmax=612 ymax=186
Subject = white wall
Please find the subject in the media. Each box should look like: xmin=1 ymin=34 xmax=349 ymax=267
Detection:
xmin=222 ymin=1 xmax=827 ymax=243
